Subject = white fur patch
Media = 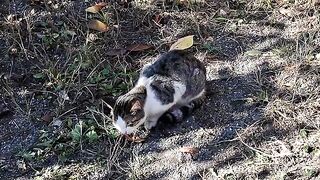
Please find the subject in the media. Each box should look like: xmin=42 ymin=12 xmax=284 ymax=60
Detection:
xmin=137 ymin=80 xmax=187 ymax=129
xmin=173 ymin=82 xmax=187 ymax=101
xmin=193 ymin=89 xmax=205 ymax=100
xmin=126 ymin=116 xmax=146 ymax=134
xmin=119 ymin=73 xmax=201 ymax=134
xmin=136 ymin=75 xmax=150 ymax=86
xmin=114 ymin=116 xmax=146 ymax=134
xmin=114 ymin=116 xmax=126 ymax=134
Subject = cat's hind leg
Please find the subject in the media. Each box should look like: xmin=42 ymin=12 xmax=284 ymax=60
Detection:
xmin=158 ymin=105 xmax=194 ymax=125
xmin=144 ymin=92 xmax=206 ymax=130
xmin=188 ymin=92 xmax=206 ymax=112
xmin=159 ymin=108 xmax=184 ymax=124
xmin=178 ymin=90 xmax=206 ymax=117
xmin=160 ymin=92 xmax=206 ymax=124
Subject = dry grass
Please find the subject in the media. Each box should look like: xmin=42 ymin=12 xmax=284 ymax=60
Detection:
xmin=0 ymin=0 xmax=320 ymax=179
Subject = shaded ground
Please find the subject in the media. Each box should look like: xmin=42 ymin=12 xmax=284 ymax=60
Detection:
xmin=1 ymin=0 xmax=320 ymax=179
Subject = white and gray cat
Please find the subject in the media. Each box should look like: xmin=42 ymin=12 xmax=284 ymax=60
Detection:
xmin=112 ymin=50 xmax=206 ymax=135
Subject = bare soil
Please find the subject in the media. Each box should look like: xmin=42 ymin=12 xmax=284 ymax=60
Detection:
xmin=1 ymin=0 xmax=320 ymax=179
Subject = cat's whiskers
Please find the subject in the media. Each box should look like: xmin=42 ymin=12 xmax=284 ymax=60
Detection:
xmin=114 ymin=116 xmax=127 ymax=134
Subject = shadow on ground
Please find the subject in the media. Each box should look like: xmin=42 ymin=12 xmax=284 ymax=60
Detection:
xmin=129 ymin=60 xmax=288 ymax=179
xmin=1 ymin=0 xmax=320 ymax=179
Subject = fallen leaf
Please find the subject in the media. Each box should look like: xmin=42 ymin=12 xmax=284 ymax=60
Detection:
xmin=88 ymin=20 xmax=108 ymax=32
xmin=154 ymin=14 xmax=162 ymax=24
xmin=179 ymin=147 xmax=199 ymax=155
xmin=85 ymin=2 xmax=107 ymax=13
xmin=33 ymin=72 xmax=45 ymax=79
xmin=126 ymin=44 xmax=153 ymax=52
xmin=42 ymin=113 xmax=53 ymax=123
xmin=106 ymin=48 xmax=127 ymax=56
xmin=169 ymin=35 xmax=194 ymax=51
xmin=132 ymin=136 xmax=145 ymax=143
xmin=125 ymin=134 xmax=146 ymax=143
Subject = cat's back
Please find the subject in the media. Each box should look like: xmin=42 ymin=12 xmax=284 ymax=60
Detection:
xmin=142 ymin=50 xmax=206 ymax=80
xmin=141 ymin=50 xmax=206 ymax=101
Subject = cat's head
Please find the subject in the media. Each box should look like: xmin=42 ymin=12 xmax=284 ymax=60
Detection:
xmin=112 ymin=86 xmax=146 ymax=134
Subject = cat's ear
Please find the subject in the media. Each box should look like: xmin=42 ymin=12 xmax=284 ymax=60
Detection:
xmin=130 ymin=99 xmax=142 ymax=112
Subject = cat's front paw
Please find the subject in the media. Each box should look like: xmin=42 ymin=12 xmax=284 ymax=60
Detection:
xmin=144 ymin=120 xmax=157 ymax=130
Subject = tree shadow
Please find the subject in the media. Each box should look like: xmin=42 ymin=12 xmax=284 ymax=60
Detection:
xmin=130 ymin=32 xmax=300 ymax=178
xmin=132 ymin=61 xmax=290 ymax=178
xmin=1 ymin=0 xmax=317 ymax=179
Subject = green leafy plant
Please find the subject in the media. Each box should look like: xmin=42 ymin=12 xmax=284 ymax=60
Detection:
xmin=70 ymin=122 xmax=84 ymax=143
xmin=85 ymin=129 xmax=98 ymax=143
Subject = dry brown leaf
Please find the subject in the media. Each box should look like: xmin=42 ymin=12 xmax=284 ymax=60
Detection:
xmin=154 ymin=14 xmax=162 ymax=24
xmin=88 ymin=20 xmax=108 ymax=32
xmin=169 ymin=35 xmax=194 ymax=51
xmin=106 ymin=48 xmax=127 ymax=56
xmin=126 ymin=44 xmax=153 ymax=52
xmin=179 ymin=147 xmax=199 ymax=155
xmin=42 ymin=113 xmax=53 ymax=123
xmin=125 ymin=134 xmax=146 ymax=143
xmin=85 ymin=2 xmax=107 ymax=13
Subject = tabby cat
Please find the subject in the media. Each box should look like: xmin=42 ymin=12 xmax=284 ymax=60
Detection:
xmin=113 ymin=50 xmax=206 ymax=135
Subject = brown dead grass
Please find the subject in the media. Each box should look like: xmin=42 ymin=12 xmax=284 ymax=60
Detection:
xmin=1 ymin=0 xmax=320 ymax=179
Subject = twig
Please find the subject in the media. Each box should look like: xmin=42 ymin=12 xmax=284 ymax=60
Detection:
xmin=56 ymin=107 xmax=78 ymax=119
xmin=236 ymin=131 xmax=292 ymax=158
xmin=236 ymin=131 xmax=275 ymax=157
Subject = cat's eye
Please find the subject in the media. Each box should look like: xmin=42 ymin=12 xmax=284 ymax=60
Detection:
xmin=130 ymin=111 xmax=137 ymax=116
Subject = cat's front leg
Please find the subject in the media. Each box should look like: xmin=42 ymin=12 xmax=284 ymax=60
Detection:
xmin=144 ymin=115 xmax=161 ymax=130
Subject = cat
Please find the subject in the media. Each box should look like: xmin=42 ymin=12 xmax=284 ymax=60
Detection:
xmin=112 ymin=50 xmax=206 ymax=135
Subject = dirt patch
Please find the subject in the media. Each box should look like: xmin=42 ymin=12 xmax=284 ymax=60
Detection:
xmin=1 ymin=0 xmax=320 ymax=179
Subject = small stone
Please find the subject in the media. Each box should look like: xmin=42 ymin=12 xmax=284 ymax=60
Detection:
xmin=52 ymin=118 xmax=62 ymax=127
xmin=219 ymin=9 xmax=227 ymax=16
xmin=59 ymin=90 xmax=70 ymax=101
xmin=42 ymin=113 xmax=53 ymax=123
xmin=16 ymin=160 xmax=26 ymax=170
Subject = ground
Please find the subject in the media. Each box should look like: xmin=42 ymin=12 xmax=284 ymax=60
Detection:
xmin=1 ymin=0 xmax=320 ymax=179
